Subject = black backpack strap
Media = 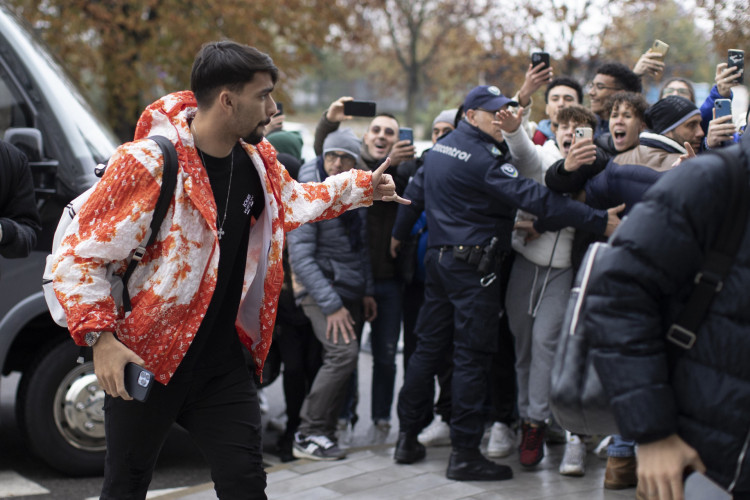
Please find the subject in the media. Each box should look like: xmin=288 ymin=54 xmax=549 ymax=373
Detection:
xmin=667 ymin=144 xmax=749 ymax=348
xmin=121 ymin=135 xmax=179 ymax=316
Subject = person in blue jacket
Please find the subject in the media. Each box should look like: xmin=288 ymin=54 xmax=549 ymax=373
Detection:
xmin=391 ymin=84 xmax=623 ymax=482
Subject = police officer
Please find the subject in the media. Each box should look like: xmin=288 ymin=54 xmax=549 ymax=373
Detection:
xmin=391 ymin=85 xmax=622 ymax=481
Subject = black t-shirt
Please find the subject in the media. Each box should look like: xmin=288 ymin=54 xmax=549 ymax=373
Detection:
xmin=172 ymin=142 xmax=265 ymax=381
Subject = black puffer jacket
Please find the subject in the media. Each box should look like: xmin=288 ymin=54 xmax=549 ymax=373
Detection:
xmin=0 ymin=140 xmax=41 ymax=258
xmin=586 ymin=135 xmax=750 ymax=493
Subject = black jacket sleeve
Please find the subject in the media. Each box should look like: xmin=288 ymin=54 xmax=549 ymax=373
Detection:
xmin=544 ymin=146 xmax=611 ymax=194
xmin=0 ymin=141 xmax=41 ymax=258
xmin=313 ymin=112 xmax=341 ymax=157
xmin=392 ymin=165 xmax=425 ymax=241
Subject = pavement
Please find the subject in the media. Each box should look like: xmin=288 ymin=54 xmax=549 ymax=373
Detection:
xmin=154 ymin=341 xmax=638 ymax=500
xmin=158 ymin=438 xmax=638 ymax=500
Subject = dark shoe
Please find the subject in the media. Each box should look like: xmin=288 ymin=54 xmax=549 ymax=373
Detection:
xmin=292 ymin=432 xmax=346 ymax=461
xmin=519 ymin=422 xmax=546 ymax=467
xmin=394 ymin=432 xmax=426 ymax=464
xmin=446 ymin=449 xmax=513 ymax=481
xmin=277 ymin=434 xmax=296 ymax=463
xmin=604 ymin=456 xmax=637 ymax=489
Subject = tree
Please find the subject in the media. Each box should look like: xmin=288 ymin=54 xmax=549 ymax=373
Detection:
xmin=6 ymin=0 xmax=351 ymax=140
xmin=341 ymin=0 xmax=490 ymax=127
xmin=597 ymin=0 xmax=714 ymax=83
xmin=696 ymin=0 xmax=750 ymax=55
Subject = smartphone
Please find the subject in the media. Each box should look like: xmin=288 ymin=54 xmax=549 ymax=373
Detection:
xmin=684 ymin=471 xmax=731 ymax=500
xmin=124 ymin=362 xmax=154 ymax=402
xmin=275 ymin=102 xmax=283 ymax=115
xmin=575 ymin=127 xmax=593 ymax=141
xmin=531 ymin=51 xmax=550 ymax=70
xmin=651 ymin=39 xmax=670 ymax=57
xmin=399 ymin=127 xmax=413 ymax=144
xmin=715 ymin=98 xmax=732 ymax=119
xmin=728 ymin=49 xmax=745 ymax=84
xmin=343 ymin=100 xmax=377 ymax=117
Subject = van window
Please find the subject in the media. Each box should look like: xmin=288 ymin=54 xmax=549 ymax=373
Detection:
xmin=0 ymin=66 xmax=31 ymax=137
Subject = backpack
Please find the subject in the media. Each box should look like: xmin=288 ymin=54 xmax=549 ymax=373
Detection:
xmin=42 ymin=135 xmax=178 ymax=327
xmin=549 ymin=144 xmax=750 ymax=436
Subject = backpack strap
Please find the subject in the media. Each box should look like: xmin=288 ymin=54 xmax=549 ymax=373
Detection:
xmin=667 ymin=144 xmax=749 ymax=348
xmin=120 ymin=135 xmax=179 ymax=316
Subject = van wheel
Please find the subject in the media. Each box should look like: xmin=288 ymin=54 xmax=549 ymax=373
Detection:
xmin=16 ymin=339 xmax=105 ymax=476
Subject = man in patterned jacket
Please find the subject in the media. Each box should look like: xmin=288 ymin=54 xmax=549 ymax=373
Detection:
xmin=50 ymin=41 xmax=405 ymax=499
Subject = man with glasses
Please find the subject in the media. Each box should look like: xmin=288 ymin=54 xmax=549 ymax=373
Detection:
xmin=392 ymin=85 xmax=623 ymax=481
xmin=315 ymin=99 xmax=417 ymax=445
xmin=287 ymin=128 xmax=377 ymax=460
xmin=587 ymin=63 xmax=642 ymax=138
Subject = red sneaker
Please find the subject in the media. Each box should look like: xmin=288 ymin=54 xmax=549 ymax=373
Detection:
xmin=519 ymin=423 xmax=546 ymax=467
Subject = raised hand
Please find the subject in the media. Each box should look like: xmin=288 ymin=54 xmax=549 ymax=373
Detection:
xmin=372 ymin=157 xmax=410 ymax=205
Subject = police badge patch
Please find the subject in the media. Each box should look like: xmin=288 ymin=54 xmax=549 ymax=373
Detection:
xmin=501 ymin=164 xmax=518 ymax=178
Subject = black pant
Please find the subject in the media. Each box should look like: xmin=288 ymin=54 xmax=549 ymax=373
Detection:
xmin=403 ymin=279 xmax=453 ymax=422
xmin=101 ymin=365 xmax=266 ymax=500
xmin=276 ymin=321 xmax=321 ymax=437
xmin=397 ymin=248 xmax=501 ymax=449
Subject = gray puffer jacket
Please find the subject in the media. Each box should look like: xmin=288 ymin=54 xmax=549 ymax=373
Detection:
xmin=287 ymin=158 xmax=374 ymax=315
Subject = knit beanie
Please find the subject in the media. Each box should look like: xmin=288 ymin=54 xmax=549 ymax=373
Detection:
xmin=645 ymin=96 xmax=700 ymax=135
xmin=432 ymin=109 xmax=458 ymax=128
xmin=267 ymin=130 xmax=303 ymax=162
xmin=322 ymin=128 xmax=361 ymax=160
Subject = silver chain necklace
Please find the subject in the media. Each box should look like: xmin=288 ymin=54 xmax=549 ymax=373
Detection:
xmin=193 ymin=122 xmax=234 ymax=240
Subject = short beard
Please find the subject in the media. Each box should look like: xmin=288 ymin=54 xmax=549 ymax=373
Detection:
xmin=243 ymin=131 xmax=264 ymax=145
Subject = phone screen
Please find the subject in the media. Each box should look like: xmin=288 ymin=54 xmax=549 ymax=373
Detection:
xmin=275 ymin=102 xmax=283 ymax=115
xmin=343 ymin=100 xmax=377 ymax=117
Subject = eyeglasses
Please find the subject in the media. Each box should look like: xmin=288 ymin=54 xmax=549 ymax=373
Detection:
xmin=324 ymin=152 xmax=356 ymax=167
xmin=662 ymin=87 xmax=692 ymax=98
xmin=586 ymin=82 xmax=622 ymax=92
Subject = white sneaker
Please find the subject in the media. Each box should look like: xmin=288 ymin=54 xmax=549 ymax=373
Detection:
xmin=336 ymin=418 xmax=353 ymax=447
xmin=559 ymin=433 xmax=586 ymax=476
xmin=368 ymin=420 xmax=392 ymax=445
xmin=487 ymin=422 xmax=516 ymax=458
xmin=417 ymin=417 xmax=451 ymax=447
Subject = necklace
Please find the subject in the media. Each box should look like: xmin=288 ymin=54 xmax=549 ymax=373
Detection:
xmin=193 ymin=121 xmax=234 ymax=240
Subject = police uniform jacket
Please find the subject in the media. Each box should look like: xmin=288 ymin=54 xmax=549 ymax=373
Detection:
xmin=393 ymin=120 xmax=608 ymax=250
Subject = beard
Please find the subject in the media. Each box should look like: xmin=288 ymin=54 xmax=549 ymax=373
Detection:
xmin=243 ymin=118 xmax=271 ymax=145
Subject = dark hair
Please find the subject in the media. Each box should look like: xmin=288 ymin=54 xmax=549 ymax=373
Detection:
xmin=556 ymin=105 xmax=598 ymax=129
xmin=544 ymin=77 xmax=584 ymax=104
xmin=191 ymin=40 xmax=279 ymax=107
xmin=454 ymin=105 xmax=465 ymax=128
xmin=605 ymin=91 xmax=649 ymax=122
xmin=373 ymin=112 xmax=399 ymax=126
xmin=596 ymin=62 xmax=642 ymax=93
xmin=659 ymin=77 xmax=696 ymax=103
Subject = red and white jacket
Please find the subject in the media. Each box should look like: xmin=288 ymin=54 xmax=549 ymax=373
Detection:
xmin=52 ymin=91 xmax=374 ymax=384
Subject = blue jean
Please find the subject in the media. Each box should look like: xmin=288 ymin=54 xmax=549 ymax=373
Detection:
xmin=608 ymin=434 xmax=636 ymax=457
xmin=370 ymin=279 xmax=403 ymax=422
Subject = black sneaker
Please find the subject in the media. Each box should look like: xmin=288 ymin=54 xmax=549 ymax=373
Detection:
xmin=446 ymin=449 xmax=513 ymax=481
xmin=292 ymin=432 xmax=346 ymax=461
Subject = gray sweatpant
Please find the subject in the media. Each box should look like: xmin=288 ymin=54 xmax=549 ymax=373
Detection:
xmin=505 ymin=254 xmax=572 ymax=423
xmin=297 ymin=295 xmax=363 ymax=438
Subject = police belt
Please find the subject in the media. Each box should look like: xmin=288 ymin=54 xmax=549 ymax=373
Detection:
xmin=435 ymin=241 xmax=504 ymax=273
